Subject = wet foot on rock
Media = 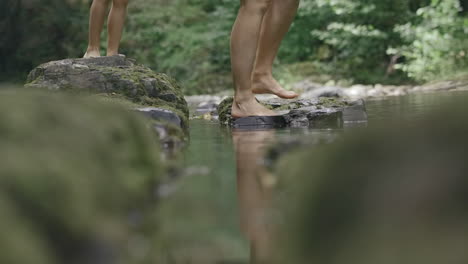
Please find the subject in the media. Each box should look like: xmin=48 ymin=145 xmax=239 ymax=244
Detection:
xmin=231 ymin=97 xmax=277 ymax=119
xmin=252 ymin=73 xmax=299 ymax=99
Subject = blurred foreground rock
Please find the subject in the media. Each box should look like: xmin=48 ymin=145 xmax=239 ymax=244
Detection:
xmin=0 ymin=91 xmax=162 ymax=264
xmin=274 ymin=98 xmax=468 ymax=264
xmin=26 ymin=55 xmax=189 ymax=149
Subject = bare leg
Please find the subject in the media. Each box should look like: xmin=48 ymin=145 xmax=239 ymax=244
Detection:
xmin=252 ymin=0 xmax=300 ymax=99
xmin=107 ymin=0 xmax=128 ymax=56
xmin=231 ymin=0 xmax=276 ymax=118
xmin=84 ymin=0 xmax=110 ymax=58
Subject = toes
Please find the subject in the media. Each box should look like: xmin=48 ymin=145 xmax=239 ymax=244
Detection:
xmin=277 ymin=90 xmax=299 ymax=99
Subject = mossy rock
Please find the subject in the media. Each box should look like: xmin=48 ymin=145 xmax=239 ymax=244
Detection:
xmin=275 ymin=98 xmax=468 ymax=264
xmin=0 ymin=90 xmax=162 ymax=264
xmin=25 ymin=55 xmax=189 ymax=123
xmin=96 ymin=93 xmax=189 ymax=148
xmin=217 ymin=97 xmax=365 ymax=128
xmin=217 ymin=97 xmax=234 ymax=125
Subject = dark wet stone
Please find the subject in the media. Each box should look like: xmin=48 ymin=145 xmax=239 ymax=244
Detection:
xmin=232 ymin=115 xmax=287 ymax=129
xmin=308 ymin=110 xmax=343 ymax=128
xmin=136 ymin=107 xmax=184 ymax=128
xmin=343 ymin=99 xmax=368 ymax=124
xmin=134 ymin=107 xmax=187 ymax=151
xmin=218 ymin=97 xmax=367 ymax=128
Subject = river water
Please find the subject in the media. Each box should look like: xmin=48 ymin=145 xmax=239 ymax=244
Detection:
xmin=156 ymin=91 xmax=468 ymax=263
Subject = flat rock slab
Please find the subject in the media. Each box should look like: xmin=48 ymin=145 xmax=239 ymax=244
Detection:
xmin=232 ymin=116 xmax=287 ymax=129
xmin=218 ymin=97 xmax=368 ymax=129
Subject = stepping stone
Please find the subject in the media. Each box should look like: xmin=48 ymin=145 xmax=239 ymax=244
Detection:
xmin=232 ymin=115 xmax=287 ymax=129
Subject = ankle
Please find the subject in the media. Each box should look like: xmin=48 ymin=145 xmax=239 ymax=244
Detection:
xmin=252 ymin=71 xmax=273 ymax=81
xmin=107 ymin=50 xmax=119 ymax=56
xmin=234 ymin=93 xmax=255 ymax=104
xmin=86 ymin=46 xmax=100 ymax=53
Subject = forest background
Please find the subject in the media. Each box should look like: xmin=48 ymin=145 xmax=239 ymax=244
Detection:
xmin=1 ymin=0 xmax=467 ymax=94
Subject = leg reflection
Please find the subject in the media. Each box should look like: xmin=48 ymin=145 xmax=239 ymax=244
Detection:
xmin=232 ymin=129 xmax=277 ymax=264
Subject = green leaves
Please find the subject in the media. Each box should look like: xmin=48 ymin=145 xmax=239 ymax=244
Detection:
xmin=390 ymin=0 xmax=468 ymax=81
xmin=2 ymin=0 xmax=467 ymax=89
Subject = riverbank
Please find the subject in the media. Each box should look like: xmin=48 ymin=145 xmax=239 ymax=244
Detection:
xmin=186 ymin=77 xmax=468 ymax=119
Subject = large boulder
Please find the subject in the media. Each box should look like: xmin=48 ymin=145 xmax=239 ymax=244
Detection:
xmin=25 ymin=55 xmax=189 ymax=132
xmin=0 ymin=90 xmax=162 ymax=264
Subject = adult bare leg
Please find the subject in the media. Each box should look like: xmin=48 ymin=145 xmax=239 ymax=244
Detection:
xmin=84 ymin=0 xmax=110 ymax=58
xmin=231 ymin=0 xmax=276 ymax=118
xmin=106 ymin=0 xmax=128 ymax=56
xmin=252 ymin=0 xmax=300 ymax=99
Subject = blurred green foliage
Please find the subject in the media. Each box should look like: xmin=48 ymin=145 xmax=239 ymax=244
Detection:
xmin=0 ymin=90 xmax=161 ymax=264
xmin=1 ymin=0 xmax=467 ymax=92
xmin=0 ymin=0 xmax=89 ymax=81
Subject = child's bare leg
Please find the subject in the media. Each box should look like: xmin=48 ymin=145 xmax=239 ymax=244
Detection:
xmin=84 ymin=0 xmax=110 ymax=58
xmin=252 ymin=0 xmax=300 ymax=99
xmin=231 ymin=0 xmax=276 ymax=118
xmin=107 ymin=0 xmax=128 ymax=56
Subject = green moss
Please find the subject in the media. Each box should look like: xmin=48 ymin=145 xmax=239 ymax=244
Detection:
xmin=95 ymin=93 xmax=189 ymax=131
xmin=0 ymin=90 xmax=162 ymax=264
xmin=27 ymin=61 xmax=189 ymax=125
xmin=317 ymin=97 xmax=348 ymax=108
xmin=98 ymin=65 xmax=188 ymax=115
xmin=217 ymin=97 xmax=234 ymax=125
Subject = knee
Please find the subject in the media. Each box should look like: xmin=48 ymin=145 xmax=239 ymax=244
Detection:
xmin=113 ymin=0 xmax=128 ymax=8
xmin=241 ymin=0 xmax=273 ymax=14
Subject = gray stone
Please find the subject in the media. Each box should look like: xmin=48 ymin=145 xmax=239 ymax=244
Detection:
xmin=26 ymin=55 xmax=189 ymax=120
xmin=343 ymin=99 xmax=368 ymax=124
xmin=136 ymin=107 xmax=184 ymax=128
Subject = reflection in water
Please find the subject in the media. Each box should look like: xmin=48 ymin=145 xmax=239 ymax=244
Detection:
xmin=232 ymin=129 xmax=277 ymax=264
xmin=154 ymin=91 xmax=468 ymax=264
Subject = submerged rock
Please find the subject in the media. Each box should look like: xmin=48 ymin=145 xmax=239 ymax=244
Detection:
xmin=25 ymin=55 xmax=189 ymax=147
xmin=217 ymin=97 xmax=367 ymax=129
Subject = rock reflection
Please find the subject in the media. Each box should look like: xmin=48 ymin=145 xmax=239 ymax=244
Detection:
xmin=232 ymin=128 xmax=278 ymax=264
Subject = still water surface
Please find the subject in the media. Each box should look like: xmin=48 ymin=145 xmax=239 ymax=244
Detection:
xmin=157 ymin=91 xmax=468 ymax=263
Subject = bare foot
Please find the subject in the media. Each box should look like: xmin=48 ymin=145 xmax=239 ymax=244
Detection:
xmin=252 ymin=73 xmax=299 ymax=99
xmin=231 ymin=97 xmax=277 ymax=119
xmin=107 ymin=50 xmax=120 ymax=56
xmin=83 ymin=48 xmax=101 ymax=58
